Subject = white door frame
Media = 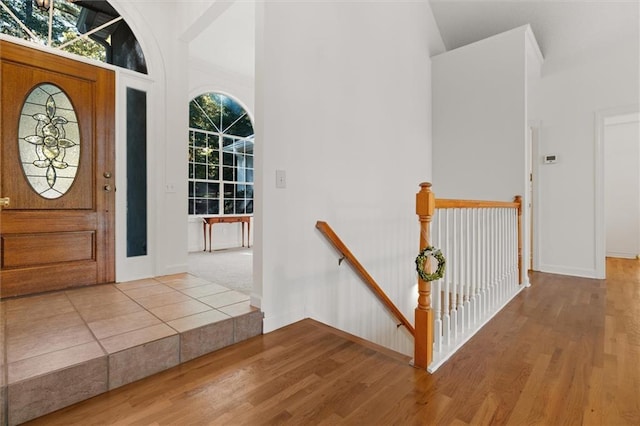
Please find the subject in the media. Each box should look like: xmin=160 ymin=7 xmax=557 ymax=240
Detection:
xmin=594 ymin=104 xmax=640 ymax=278
xmin=528 ymin=121 xmax=541 ymax=272
xmin=115 ymin=70 xmax=158 ymax=282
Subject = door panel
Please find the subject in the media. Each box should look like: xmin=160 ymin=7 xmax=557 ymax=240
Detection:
xmin=2 ymin=232 xmax=95 ymax=267
xmin=1 ymin=40 xmax=115 ymax=298
xmin=6 ymin=63 xmax=94 ymax=209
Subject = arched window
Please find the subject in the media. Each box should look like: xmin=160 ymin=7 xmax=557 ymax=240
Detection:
xmin=0 ymin=0 xmax=147 ymax=73
xmin=188 ymin=93 xmax=254 ymax=216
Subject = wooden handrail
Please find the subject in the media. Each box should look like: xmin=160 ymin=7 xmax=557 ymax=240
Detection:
xmin=315 ymin=221 xmax=415 ymax=336
xmin=435 ymin=199 xmax=520 ymax=209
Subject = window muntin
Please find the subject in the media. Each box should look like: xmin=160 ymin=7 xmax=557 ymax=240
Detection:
xmin=0 ymin=0 xmax=147 ymax=73
xmin=188 ymin=93 xmax=254 ymax=216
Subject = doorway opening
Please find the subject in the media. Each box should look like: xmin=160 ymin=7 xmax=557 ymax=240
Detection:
xmin=595 ymin=106 xmax=640 ymax=278
xmin=186 ymin=92 xmax=254 ymax=295
xmin=604 ymin=113 xmax=640 ymax=259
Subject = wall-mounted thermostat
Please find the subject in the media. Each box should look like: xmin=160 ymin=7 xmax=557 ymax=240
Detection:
xmin=543 ymin=154 xmax=558 ymax=164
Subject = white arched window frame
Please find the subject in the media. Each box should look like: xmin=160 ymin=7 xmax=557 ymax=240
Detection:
xmin=188 ymin=92 xmax=255 ymax=217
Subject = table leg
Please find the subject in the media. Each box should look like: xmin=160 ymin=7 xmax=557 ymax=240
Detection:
xmin=209 ymin=223 xmax=213 ymax=252
xmin=247 ymin=219 xmax=251 ymax=248
xmin=203 ymin=222 xmax=207 ymax=252
xmin=242 ymin=221 xmax=246 ymax=247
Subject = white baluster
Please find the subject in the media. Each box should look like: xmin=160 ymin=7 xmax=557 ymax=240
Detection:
xmin=498 ymin=209 xmax=502 ymax=301
xmin=472 ymin=208 xmax=479 ymax=326
xmin=451 ymin=209 xmax=458 ymax=340
xmin=503 ymin=208 xmax=508 ymax=294
xmin=512 ymin=208 xmax=518 ymax=287
xmin=459 ymin=208 xmax=464 ymax=332
xmin=464 ymin=208 xmax=471 ymax=331
xmin=456 ymin=209 xmax=463 ymax=334
xmin=480 ymin=208 xmax=485 ymax=318
xmin=457 ymin=208 xmax=462 ymax=334
xmin=491 ymin=208 xmax=497 ymax=310
xmin=515 ymin=208 xmax=519 ymax=285
xmin=434 ymin=211 xmax=442 ymax=353
xmin=485 ymin=208 xmax=491 ymax=314
xmin=486 ymin=208 xmax=492 ymax=311
xmin=511 ymin=209 xmax=515 ymax=286
xmin=443 ymin=209 xmax=451 ymax=347
xmin=498 ymin=209 xmax=503 ymax=301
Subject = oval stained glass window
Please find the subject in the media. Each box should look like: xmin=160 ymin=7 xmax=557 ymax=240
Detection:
xmin=18 ymin=84 xmax=80 ymax=199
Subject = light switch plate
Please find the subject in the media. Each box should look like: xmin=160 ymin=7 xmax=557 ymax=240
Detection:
xmin=276 ymin=169 xmax=286 ymax=188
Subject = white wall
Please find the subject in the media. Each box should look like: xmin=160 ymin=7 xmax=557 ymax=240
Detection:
xmin=186 ymin=1 xmax=255 ymax=80
xmin=256 ymin=0 xmax=442 ymax=355
xmin=431 ymin=26 xmax=532 ymax=202
xmin=431 ymin=26 xmax=539 ymax=286
xmin=604 ymin=114 xmax=640 ymax=258
xmin=530 ymin=38 xmax=640 ymax=277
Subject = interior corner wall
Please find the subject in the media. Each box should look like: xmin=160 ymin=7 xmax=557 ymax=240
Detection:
xmin=256 ymin=1 xmax=435 ymax=355
xmin=530 ymin=39 xmax=640 ymax=277
xmin=431 ymin=28 xmax=527 ymax=202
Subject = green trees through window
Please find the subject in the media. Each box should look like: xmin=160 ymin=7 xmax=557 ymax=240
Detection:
xmin=0 ymin=0 xmax=102 ymax=59
xmin=188 ymin=93 xmax=254 ymax=216
xmin=0 ymin=0 xmax=147 ymax=73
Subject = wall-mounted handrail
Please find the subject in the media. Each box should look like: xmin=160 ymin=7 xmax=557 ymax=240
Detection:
xmin=316 ymin=221 xmax=415 ymax=336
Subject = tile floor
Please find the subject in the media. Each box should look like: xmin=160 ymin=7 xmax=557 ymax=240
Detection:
xmin=1 ymin=273 xmax=262 ymax=425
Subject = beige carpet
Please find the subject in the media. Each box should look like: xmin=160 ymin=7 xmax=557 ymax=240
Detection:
xmin=187 ymin=247 xmax=253 ymax=295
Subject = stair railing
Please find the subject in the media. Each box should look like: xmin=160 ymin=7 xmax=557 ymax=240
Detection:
xmin=414 ymin=182 xmax=523 ymax=371
xmin=316 ymin=221 xmax=415 ymax=336
xmin=316 ymin=182 xmax=523 ymax=372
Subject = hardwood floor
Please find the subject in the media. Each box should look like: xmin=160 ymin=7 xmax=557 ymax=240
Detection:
xmin=27 ymin=258 xmax=639 ymax=425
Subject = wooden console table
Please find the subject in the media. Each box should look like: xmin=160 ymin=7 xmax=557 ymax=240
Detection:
xmin=202 ymin=216 xmax=251 ymax=252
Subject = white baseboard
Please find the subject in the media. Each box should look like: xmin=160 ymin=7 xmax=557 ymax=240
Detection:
xmin=159 ymin=263 xmax=188 ymax=276
xmin=606 ymin=252 xmax=638 ymax=259
xmin=537 ymin=263 xmax=599 ymax=279
xmin=262 ymin=307 xmax=306 ymax=333
xmin=249 ymin=293 xmax=262 ymax=309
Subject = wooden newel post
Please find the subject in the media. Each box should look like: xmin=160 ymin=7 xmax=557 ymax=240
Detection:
xmin=514 ymin=195 xmax=523 ymax=285
xmin=414 ymin=182 xmax=435 ymax=369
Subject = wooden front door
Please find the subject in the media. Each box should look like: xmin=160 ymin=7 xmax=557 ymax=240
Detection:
xmin=0 ymin=40 xmax=115 ymax=298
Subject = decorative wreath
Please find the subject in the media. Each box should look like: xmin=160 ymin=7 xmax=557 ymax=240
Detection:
xmin=415 ymin=246 xmax=446 ymax=282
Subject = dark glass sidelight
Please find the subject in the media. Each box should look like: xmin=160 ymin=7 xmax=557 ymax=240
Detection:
xmin=126 ymin=87 xmax=147 ymax=257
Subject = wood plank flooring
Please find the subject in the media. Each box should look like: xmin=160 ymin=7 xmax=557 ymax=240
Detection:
xmin=27 ymin=258 xmax=640 ymax=425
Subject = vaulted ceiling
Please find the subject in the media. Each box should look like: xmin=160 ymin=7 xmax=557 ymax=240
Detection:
xmin=429 ymin=0 xmax=639 ymax=60
xmin=189 ymin=0 xmax=255 ymax=79
xmin=190 ymin=1 xmax=639 ymax=81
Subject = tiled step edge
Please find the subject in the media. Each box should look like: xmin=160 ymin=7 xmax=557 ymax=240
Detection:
xmin=7 ymin=310 xmax=263 ymax=425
